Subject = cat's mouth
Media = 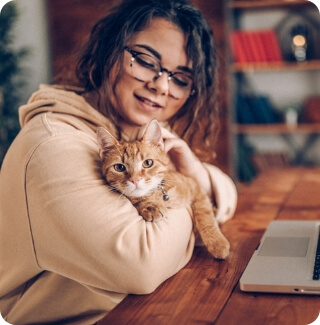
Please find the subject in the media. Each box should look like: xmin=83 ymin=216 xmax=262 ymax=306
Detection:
xmin=126 ymin=187 xmax=152 ymax=198
xmin=135 ymin=95 xmax=162 ymax=108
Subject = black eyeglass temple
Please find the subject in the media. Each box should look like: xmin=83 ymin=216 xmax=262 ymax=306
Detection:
xmin=124 ymin=46 xmax=133 ymax=55
xmin=124 ymin=46 xmax=142 ymax=58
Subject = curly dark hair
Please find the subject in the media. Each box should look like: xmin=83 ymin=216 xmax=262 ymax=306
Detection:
xmin=76 ymin=0 xmax=219 ymax=152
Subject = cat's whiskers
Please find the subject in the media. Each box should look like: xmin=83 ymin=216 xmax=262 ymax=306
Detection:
xmin=106 ymin=184 xmax=120 ymax=193
xmin=106 ymin=184 xmax=128 ymax=207
xmin=115 ymin=192 xmax=127 ymax=207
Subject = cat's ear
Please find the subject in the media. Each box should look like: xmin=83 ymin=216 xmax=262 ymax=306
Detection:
xmin=142 ymin=119 xmax=164 ymax=149
xmin=96 ymin=127 xmax=119 ymax=159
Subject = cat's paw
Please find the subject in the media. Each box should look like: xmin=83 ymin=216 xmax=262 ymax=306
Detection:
xmin=140 ymin=205 xmax=164 ymax=222
xmin=207 ymin=237 xmax=230 ymax=260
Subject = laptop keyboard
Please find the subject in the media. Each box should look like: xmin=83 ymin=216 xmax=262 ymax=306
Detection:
xmin=313 ymin=232 xmax=320 ymax=280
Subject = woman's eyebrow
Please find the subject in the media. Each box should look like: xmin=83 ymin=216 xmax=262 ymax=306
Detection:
xmin=134 ymin=44 xmax=162 ymax=60
xmin=177 ymin=66 xmax=193 ymax=74
xmin=134 ymin=43 xmax=193 ymax=73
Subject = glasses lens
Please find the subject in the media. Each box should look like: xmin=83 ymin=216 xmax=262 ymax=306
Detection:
xmin=131 ymin=53 xmax=193 ymax=98
xmin=170 ymin=73 xmax=193 ymax=98
xmin=131 ymin=53 xmax=160 ymax=82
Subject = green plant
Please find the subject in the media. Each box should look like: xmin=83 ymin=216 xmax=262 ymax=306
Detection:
xmin=0 ymin=2 xmax=28 ymax=166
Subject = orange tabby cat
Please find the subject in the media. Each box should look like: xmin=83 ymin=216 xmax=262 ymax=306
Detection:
xmin=97 ymin=120 xmax=230 ymax=259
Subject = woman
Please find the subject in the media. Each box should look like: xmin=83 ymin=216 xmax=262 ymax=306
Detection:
xmin=0 ymin=0 xmax=237 ymax=324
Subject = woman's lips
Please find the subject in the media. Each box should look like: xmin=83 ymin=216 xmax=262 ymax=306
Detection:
xmin=135 ymin=94 xmax=163 ymax=109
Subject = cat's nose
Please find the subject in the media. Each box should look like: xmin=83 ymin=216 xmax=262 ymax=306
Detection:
xmin=130 ymin=178 xmax=141 ymax=186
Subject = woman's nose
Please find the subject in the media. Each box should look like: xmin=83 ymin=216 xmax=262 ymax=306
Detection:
xmin=146 ymin=73 xmax=169 ymax=96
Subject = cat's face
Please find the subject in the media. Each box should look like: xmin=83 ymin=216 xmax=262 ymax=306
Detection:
xmin=97 ymin=120 xmax=169 ymax=197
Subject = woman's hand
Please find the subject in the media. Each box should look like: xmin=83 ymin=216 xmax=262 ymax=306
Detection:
xmin=160 ymin=128 xmax=212 ymax=197
xmin=160 ymin=128 xmax=195 ymax=175
xmin=129 ymin=123 xmax=212 ymax=197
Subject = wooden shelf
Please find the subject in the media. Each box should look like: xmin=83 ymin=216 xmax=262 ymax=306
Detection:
xmin=229 ymin=0 xmax=313 ymax=9
xmin=232 ymin=123 xmax=320 ymax=134
xmin=232 ymin=60 xmax=320 ymax=73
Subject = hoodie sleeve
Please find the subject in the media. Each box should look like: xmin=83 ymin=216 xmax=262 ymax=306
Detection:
xmin=25 ymin=131 xmax=195 ymax=295
xmin=203 ymin=163 xmax=238 ymax=224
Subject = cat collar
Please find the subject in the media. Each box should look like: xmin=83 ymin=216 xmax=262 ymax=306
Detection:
xmin=157 ymin=184 xmax=170 ymax=201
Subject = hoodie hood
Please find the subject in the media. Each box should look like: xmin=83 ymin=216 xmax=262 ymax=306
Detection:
xmin=19 ymin=84 xmax=117 ymax=136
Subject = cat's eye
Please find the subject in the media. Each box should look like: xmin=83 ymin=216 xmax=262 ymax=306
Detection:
xmin=114 ymin=164 xmax=126 ymax=172
xmin=143 ymin=159 xmax=154 ymax=168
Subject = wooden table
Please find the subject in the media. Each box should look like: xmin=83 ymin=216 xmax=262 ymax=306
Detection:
xmin=100 ymin=168 xmax=320 ymax=325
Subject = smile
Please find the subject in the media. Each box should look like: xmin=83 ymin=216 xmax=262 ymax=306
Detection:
xmin=135 ymin=95 xmax=162 ymax=108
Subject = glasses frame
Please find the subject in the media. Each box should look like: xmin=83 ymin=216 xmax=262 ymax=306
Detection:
xmin=124 ymin=46 xmax=194 ymax=98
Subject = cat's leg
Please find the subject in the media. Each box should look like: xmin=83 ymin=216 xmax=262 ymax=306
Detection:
xmin=134 ymin=200 xmax=167 ymax=222
xmin=166 ymin=171 xmax=230 ymax=259
xmin=191 ymin=190 xmax=230 ymax=259
xmin=195 ymin=212 xmax=230 ymax=259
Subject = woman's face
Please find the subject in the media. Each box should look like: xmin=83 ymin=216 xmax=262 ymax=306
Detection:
xmin=110 ymin=18 xmax=192 ymax=135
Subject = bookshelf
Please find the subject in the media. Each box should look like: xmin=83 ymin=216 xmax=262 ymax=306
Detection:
xmin=233 ymin=123 xmax=320 ymax=134
xmin=229 ymin=0 xmax=313 ymax=9
xmin=227 ymin=0 xmax=320 ymax=181
xmin=233 ymin=59 xmax=320 ymax=72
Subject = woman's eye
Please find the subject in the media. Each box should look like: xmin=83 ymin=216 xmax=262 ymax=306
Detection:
xmin=136 ymin=54 xmax=158 ymax=71
xmin=114 ymin=164 xmax=126 ymax=172
xmin=172 ymin=73 xmax=192 ymax=88
xmin=143 ymin=159 xmax=154 ymax=168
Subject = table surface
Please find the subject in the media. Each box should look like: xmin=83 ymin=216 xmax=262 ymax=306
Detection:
xmin=100 ymin=167 xmax=320 ymax=325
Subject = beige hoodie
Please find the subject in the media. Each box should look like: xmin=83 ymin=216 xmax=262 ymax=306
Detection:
xmin=0 ymin=85 xmax=237 ymax=324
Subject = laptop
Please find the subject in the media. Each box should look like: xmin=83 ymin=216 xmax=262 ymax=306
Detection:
xmin=240 ymin=220 xmax=320 ymax=295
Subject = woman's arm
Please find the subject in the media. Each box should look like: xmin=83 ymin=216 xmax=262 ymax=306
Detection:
xmin=25 ymin=133 xmax=195 ymax=295
xmin=202 ymin=163 xmax=238 ymax=223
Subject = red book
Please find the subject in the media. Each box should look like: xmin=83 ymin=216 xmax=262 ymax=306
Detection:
xmin=246 ymin=31 xmax=261 ymax=62
xmin=239 ymin=31 xmax=255 ymax=63
xmin=231 ymin=31 xmax=248 ymax=63
xmin=269 ymin=30 xmax=282 ymax=62
xmin=260 ymin=30 xmax=283 ymax=62
xmin=254 ymin=31 xmax=268 ymax=62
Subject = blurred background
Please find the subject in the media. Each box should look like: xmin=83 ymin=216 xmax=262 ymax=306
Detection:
xmin=1 ymin=0 xmax=320 ymax=182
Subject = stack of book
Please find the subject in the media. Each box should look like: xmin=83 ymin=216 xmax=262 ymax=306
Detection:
xmin=231 ymin=29 xmax=283 ymax=63
xmin=236 ymin=94 xmax=279 ymax=124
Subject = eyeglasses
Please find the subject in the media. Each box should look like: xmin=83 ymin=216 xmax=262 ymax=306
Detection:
xmin=124 ymin=46 xmax=194 ymax=99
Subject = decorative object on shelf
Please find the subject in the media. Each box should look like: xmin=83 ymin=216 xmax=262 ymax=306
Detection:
xmin=301 ymin=97 xmax=320 ymax=123
xmin=278 ymin=103 xmax=301 ymax=126
xmin=291 ymin=23 xmax=308 ymax=61
xmin=275 ymin=12 xmax=320 ymax=62
xmin=285 ymin=109 xmax=298 ymax=126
